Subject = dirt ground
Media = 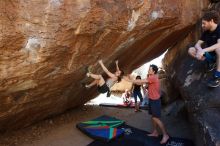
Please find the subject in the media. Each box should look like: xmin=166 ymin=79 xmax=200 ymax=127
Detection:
xmin=0 ymin=105 xmax=194 ymax=146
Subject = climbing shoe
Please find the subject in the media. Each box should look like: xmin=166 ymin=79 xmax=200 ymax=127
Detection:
xmin=207 ymin=76 xmax=220 ymax=88
xmin=106 ymin=91 xmax=111 ymax=97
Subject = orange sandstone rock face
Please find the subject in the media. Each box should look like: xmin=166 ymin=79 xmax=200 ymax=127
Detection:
xmin=0 ymin=0 xmax=208 ymax=130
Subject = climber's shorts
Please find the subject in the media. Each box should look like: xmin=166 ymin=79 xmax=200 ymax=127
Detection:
xmin=148 ymin=99 xmax=161 ymax=118
xmin=97 ymin=83 xmax=110 ymax=94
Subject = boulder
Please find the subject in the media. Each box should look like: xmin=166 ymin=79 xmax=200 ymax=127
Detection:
xmin=0 ymin=0 xmax=209 ymax=131
xmin=163 ymin=2 xmax=220 ymax=145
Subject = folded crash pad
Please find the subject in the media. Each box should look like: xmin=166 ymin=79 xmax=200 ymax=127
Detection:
xmin=76 ymin=115 xmax=124 ymax=141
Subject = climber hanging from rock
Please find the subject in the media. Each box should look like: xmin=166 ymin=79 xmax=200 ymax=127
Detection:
xmin=188 ymin=10 xmax=220 ymax=87
xmin=85 ymin=59 xmax=124 ymax=97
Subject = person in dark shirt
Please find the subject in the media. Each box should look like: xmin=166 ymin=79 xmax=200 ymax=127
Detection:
xmin=188 ymin=10 xmax=220 ymax=87
xmin=132 ymin=75 xmax=144 ymax=112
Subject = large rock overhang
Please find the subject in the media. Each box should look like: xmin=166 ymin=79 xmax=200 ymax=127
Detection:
xmin=0 ymin=0 xmax=209 ymax=131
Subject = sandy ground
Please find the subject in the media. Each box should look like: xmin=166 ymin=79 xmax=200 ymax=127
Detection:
xmin=0 ymin=104 xmax=194 ymax=146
